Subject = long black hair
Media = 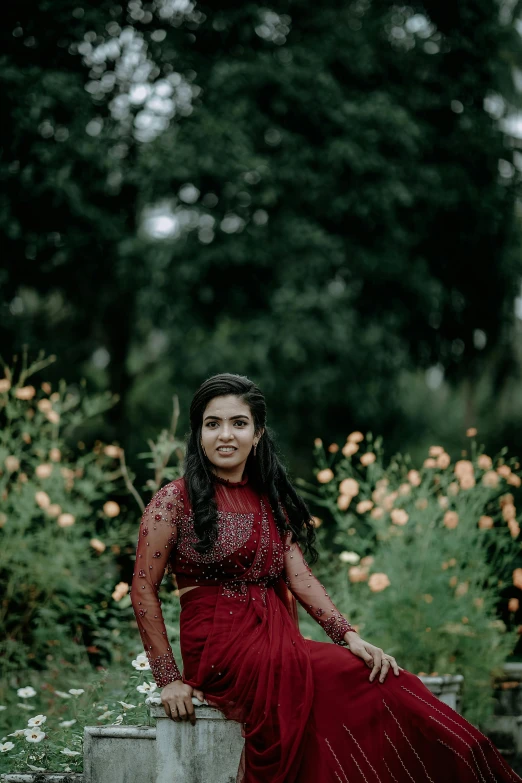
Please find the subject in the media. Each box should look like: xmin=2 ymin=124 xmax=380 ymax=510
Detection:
xmin=183 ymin=373 xmax=319 ymax=564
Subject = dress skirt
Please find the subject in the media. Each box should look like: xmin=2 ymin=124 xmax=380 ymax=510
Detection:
xmin=179 ymin=583 xmax=521 ymax=783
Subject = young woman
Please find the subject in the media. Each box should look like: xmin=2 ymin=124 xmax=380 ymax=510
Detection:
xmin=131 ymin=373 xmax=521 ymax=783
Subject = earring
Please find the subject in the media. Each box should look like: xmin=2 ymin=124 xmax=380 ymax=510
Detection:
xmin=201 ymin=443 xmax=207 ymax=457
xmin=253 ymin=441 xmax=258 ymax=456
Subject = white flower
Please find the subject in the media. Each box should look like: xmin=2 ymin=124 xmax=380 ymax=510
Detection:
xmin=145 ymin=694 xmax=162 ymax=706
xmin=17 ymin=686 xmax=37 ymax=699
xmin=97 ymin=711 xmax=114 ymax=720
xmin=60 ymin=748 xmax=81 ymax=756
xmin=132 ymin=654 xmax=150 ymax=671
xmin=117 ymin=701 xmax=136 ymax=710
xmin=59 ymin=719 xmax=77 ymax=728
xmin=0 ymin=705 xmax=7 ymax=711
xmin=8 ymin=729 xmax=27 ymax=737
xmin=136 ymin=682 xmax=157 ymax=694
xmin=0 ymin=742 xmax=15 ymax=752
xmin=24 ymin=729 xmax=45 ymax=743
xmin=27 ymin=715 xmax=47 ymax=727
xmin=339 ymin=551 xmax=360 ymax=564
xmin=18 ymin=703 xmax=35 ymax=710
xmin=27 ymin=764 xmax=46 ymax=771
xmin=112 ymin=714 xmax=124 ymax=725
xmin=54 ymin=690 xmax=72 ymax=699
xmin=68 ymin=689 xmax=85 ymax=696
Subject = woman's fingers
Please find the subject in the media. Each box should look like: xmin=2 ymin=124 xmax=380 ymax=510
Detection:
xmin=379 ymin=658 xmax=392 ymax=683
xmin=369 ymin=649 xmax=384 ymax=682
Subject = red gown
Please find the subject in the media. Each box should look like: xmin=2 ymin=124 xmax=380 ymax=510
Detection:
xmin=130 ymin=473 xmax=522 ymax=783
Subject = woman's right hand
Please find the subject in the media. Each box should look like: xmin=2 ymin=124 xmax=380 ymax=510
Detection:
xmin=161 ymin=680 xmax=205 ymax=725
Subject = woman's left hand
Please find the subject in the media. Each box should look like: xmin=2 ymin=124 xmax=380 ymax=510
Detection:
xmin=343 ymin=632 xmax=402 ymax=683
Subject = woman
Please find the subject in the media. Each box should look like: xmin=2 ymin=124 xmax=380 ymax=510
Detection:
xmin=131 ymin=373 xmax=521 ymax=783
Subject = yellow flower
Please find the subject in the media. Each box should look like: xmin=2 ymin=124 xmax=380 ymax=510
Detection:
xmin=57 ymin=513 xmax=75 ymax=528
xmin=103 ymin=501 xmax=120 ymax=518
xmin=15 ymin=385 xmax=36 ymax=400
xmin=481 ymin=471 xmax=499 ymax=488
xmin=443 ymin=511 xmax=459 ymax=529
xmin=337 ymin=494 xmax=351 ymax=511
xmin=36 ymin=463 xmax=53 ymax=479
xmin=390 ymin=509 xmax=409 ymax=526
xmin=478 ymin=515 xmax=494 ymax=529
xmin=429 ymin=446 xmax=444 ymax=457
xmin=0 ymin=379 xmax=11 ymax=393
xmin=513 ymin=569 xmax=522 ymax=590
xmin=339 ymin=478 xmax=359 ymax=497
xmin=466 ymin=427 xmax=478 ymax=437
xmin=317 ymin=468 xmax=334 ymax=484
xmin=478 ymin=454 xmax=492 ymax=470
xmin=90 ymin=538 xmax=106 ymax=554
xmin=4 ymin=456 xmax=20 ymax=473
xmin=360 ymin=452 xmax=376 ymax=466
xmin=407 ymin=470 xmax=421 ymax=487
xmin=509 ymin=598 xmax=520 ymax=612
xmin=368 ymin=573 xmax=390 ymax=592
xmin=356 ymin=500 xmax=374 ymax=514
xmin=341 ymin=441 xmax=359 ymax=457
xmin=35 ymin=491 xmax=51 ymax=509
xmin=347 ymin=431 xmax=364 ymax=443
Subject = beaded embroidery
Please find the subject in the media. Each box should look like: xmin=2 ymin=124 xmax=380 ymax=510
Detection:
xmin=177 ymin=509 xmax=255 ymax=564
xmin=147 ymin=648 xmax=183 ymax=686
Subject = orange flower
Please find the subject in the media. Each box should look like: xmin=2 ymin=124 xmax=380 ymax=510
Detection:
xmin=314 ymin=438 xmax=323 ymax=447
xmin=90 ymin=538 xmax=106 ymax=553
xmin=49 ymin=448 xmax=61 ymax=462
xmin=0 ymin=513 xmax=7 ymax=528
xmin=46 ymin=410 xmax=60 ymax=424
xmin=423 ymin=458 xmax=437 ymax=469
xmin=478 ymin=454 xmax=492 ymax=470
xmin=382 ymin=491 xmax=398 ymax=511
xmin=436 ymin=453 xmax=451 ymax=469
xmin=398 ymin=483 xmax=411 ymax=496
xmin=317 ymin=468 xmax=334 ymax=484
xmin=508 ymin=474 xmax=522 ymax=488
xmin=449 ymin=575 xmax=458 ymax=587
xmin=360 ymin=555 xmax=374 ymax=566
xmin=448 ymin=557 xmax=457 ymax=566
xmin=41 ymin=382 xmax=52 ymax=394
xmin=466 ymin=427 xmax=478 ymax=437
xmin=407 ymin=470 xmax=421 ymax=487
xmin=502 ymin=503 xmax=517 ymax=522
xmin=341 ymin=441 xmax=359 ymax=457
xmin=0 ymin=379 xmax=11 ymax=393
xmin=35 ymin=491 xmax=51 ymax=509
xmin=497 ymin=464 xmax=512 ymax=478
xmin=103 ymin=501 xmax=120 ymax=518
xmin=454 ymin=460 xmax=474 ymax=479
xmin=347 ymin=431 xmax=364 ymax=443
xmin=15 ymin=385 xmax=36 ymax=400
xmin=22 ymin=432 xmax=31 ymax=444
xmin=104 ymin=445 xmax=122 ymax=458
xmin=513 ymin=569 xmax=522 ymax=590
xmin=443 ymin=511 xmax=459 ymax=529
xmin=370 ymin=507 xmax=384 ymax=520
xmin=112 ymin=582 xmax=129 ymax=602
xmin=429 ymin=446 xmax=444 ymax=457
xmin=36 ymin=463 xmax=53 ymax=479
xmin=478 ymin=515 xmax=494 ymax=529
xmin=47 ymin=504 xmax=62 ymax=518
xmin=423 ymin=594 xmax=434 ymax=603
xmin=57 ymin=513 xmax=75 ymax=528
xmin=390 ymin=509 xmax=409 ymax=526
xmin=482 ymin=471 xmax=499 ymax=489
xmin=311 ymin=516 xmax=323 ymax=528
xmin=37 ymin=398 xmax=52 ymax=412
xmin=356 ymin=500 xmax=374 ymax=514
xmin=509 ymin=598 xmax=520 ymax=612
xmin=337 ymin=494 xmax=351 ymax=511
xmin=339 ymin=478 xmax=359 ymax=497
xmin=360 ymin=452 xmax=376 ymax=467
xmin=460 ymin=474 xmax=476 ymax=490
xmin=415 ymin=498 xmax=428 ymax=510
xmin=328 ymin=443 xmax=339 ymax=453
xmin=448 ymin=482 xmax=460 ymax=496
xmin=455 ymin=581 xmax=469 ymax=597
xmin=348 ymin=566 xmax=369 ymax=583
xmin=473 ymin=597 xmax=484 ymax=609
xmin=438 ymin=496 xmax=449 ymax=510
xmin=508 ymin=519 xmax=520 ymax=539
xmin=368 ymin=573 xmax=391 ymax=592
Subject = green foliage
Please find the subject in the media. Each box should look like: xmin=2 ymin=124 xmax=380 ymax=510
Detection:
xmin=303 ymin=431 xmax=522 ymax=726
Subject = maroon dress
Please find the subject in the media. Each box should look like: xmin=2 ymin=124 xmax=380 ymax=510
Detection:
xmin=130 ymin=473 xmax=521 ymax=783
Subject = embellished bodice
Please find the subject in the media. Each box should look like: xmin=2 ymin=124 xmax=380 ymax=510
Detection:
xmin=130 ymin=473 xmax=356 ymax=687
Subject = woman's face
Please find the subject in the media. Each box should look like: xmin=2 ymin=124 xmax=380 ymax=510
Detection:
xmin=201 ymin=394 xmax=261 ymax=477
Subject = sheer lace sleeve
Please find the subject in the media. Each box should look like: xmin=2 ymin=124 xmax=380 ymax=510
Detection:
xmin=130 ymin=481 xmax=183 ymax=687
xmin=282 ymin=531 xmax=358 ymax=645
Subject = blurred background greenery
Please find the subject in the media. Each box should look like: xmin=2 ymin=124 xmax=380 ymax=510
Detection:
xmin=2 ymin=0 xmax=522 ymax=479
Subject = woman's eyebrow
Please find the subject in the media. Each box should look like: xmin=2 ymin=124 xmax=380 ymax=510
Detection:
xmin=203 ymin=414 xmax=251 ymax=421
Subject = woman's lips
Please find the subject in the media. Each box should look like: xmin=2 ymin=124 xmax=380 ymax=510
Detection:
xmin=216 ymin=447 xmax=237 ymax=456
